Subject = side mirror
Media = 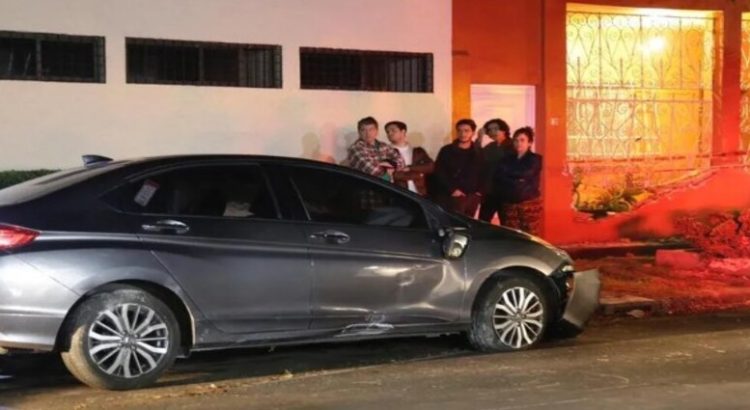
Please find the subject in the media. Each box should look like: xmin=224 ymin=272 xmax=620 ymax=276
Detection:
xmin=442 ymin=229 xmax=470 ymax=259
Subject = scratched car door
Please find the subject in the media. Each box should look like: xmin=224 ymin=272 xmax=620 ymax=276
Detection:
xmin=285 ymin=164 xmax=462 ymax=332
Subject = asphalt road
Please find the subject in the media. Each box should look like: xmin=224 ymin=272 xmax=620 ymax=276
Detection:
xmin=3 ymin=314 xmax=750 ymax=409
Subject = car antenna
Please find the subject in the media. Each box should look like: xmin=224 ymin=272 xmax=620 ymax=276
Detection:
xmin=82 ymin=154 xmax=113 ymax=166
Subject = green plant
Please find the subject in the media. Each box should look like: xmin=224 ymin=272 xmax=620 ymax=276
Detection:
xmin=571 ymin=166 xmax=585 ymax=208
xmin=0 ymin=169 xmax=59 ymax=190
xmin=575 ymin=171 xmax=646 ymax=216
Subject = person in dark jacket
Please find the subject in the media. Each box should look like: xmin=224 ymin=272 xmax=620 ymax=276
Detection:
xmin=478 ymin=118 xmax=515 ymax=223
xmin=432 ymin=119 xmax=483 ymax=216
xmin=385 ymin=120 xmax=435 ymax=196
xmin=494 ymin=126 xmax=542 ymax=235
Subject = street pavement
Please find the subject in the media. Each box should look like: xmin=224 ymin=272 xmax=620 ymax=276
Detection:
xmin=3 ymin=313 xmax=750 ymax=409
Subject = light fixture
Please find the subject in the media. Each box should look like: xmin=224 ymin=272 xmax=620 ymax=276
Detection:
xmin=643 ymin=36 xmax=667 ymax=55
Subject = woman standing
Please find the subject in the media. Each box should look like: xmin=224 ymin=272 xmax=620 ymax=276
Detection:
xmin=494 ymin=127 xmax=542 ymax=235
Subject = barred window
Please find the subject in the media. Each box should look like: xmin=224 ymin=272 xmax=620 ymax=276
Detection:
xmin=300 ymin=48 xmax=433 ymax=93
xmin=0 ymin=31 xmax=105 ymax=83
xmin=126 ymin=38 xmax=281 ymax=88
xmin=566 ymin=7 xmax=716 ymax=214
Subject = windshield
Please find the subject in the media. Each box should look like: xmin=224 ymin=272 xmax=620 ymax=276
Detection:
xmin=0 ymin=161 xmax=127 ymax=206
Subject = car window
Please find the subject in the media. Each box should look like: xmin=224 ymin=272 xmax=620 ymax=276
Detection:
xmin=105 ymin=165 xmax=278 ymax=219
xmin=0 ymin=161 xmax=128 ymax=206
xmin=290 ymin=167 xmax=427 ymax=229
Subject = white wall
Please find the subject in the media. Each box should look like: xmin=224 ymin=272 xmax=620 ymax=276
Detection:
xmin=0 ymin=0 xmax=452 ymax=169
xmin=471 ymin=84 xmax=536 ymax=147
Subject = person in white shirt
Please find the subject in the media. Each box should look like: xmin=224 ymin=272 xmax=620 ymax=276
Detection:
xmin=384 ymin=121 xmax=435 ymax=196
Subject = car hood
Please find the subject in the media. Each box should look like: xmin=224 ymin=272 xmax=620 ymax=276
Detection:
xmin=468 ymin=221 xmax=572 ymax=262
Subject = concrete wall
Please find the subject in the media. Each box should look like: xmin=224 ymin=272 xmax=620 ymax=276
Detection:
xmin=0 ymin=0 xmax=452 ymax=169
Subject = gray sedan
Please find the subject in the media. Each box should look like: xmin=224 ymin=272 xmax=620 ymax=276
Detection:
xmin=0 ymin=155 xmax=599 ymax=390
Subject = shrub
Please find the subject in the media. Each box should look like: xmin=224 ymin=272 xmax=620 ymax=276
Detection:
xmin=0 ymin=169 xmax=59 ymax=190
xmin=575 ymin=172 xmax=648 ymax=216
xmin=674 ymin=210 xmax=750 ymax=258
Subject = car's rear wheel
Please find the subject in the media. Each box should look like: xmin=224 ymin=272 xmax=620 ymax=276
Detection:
xmin=468 ymin=277 xmax=550 ymax=352
xmin=60 ymin=286 xmax=180 ymax=390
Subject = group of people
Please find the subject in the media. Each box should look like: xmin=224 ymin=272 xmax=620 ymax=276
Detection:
xmin=345 ymin=116 xmax=542 ymax=235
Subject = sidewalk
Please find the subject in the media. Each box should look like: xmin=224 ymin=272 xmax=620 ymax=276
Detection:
xmin=574 ymin=249 xmax=750 ymax=316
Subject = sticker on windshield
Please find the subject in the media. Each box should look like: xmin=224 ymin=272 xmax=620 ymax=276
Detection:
xmin=134 ymin=180 xmax=159 ymax=207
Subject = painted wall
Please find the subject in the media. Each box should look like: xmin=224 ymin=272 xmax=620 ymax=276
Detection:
xmin=564 ymin=168 xmax=750 ymax=243
xmin=454 ymin=0 xmax=750 ymax=244
xmin=0 ymin=0 xmax=452 ymax=169
xmin=453 ymin=0 xmax=543 ymax=87
xmin=452 ymin=0 xmax=542 ymax=122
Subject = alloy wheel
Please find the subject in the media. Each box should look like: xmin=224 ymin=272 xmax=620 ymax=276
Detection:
xmin=87 ymin=303 xmax=170 ymax=378
xmin=492 ymin=286 xmax=544 ymax=349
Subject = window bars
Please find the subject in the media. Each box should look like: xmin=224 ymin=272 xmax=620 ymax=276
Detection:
xmin=300 ymin=47 xmax=433 ymax=93
xmin=566 ymin=10 xmax=716 ymax=211
xmin=0 ymin=30 xmax=105 ymax=83
xmin=126 ymin=38 xmax=281 ymax=88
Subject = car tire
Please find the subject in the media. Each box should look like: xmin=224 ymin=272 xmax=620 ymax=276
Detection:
xmin=468 ymin=277 xmax=550 ymax=352
xmin=60 ymin=286 xmax=180 ymax=390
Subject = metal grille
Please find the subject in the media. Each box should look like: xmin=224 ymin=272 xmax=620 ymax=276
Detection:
xmin=567 ymin=10 xmax=715 ymax=212
xmin=0 ymin=30 xmax=105 ymax=83
xmin=300 ymin=48 xmax=433 ymax=93
xmin=126 ymin=38 xmax=281 ymax=88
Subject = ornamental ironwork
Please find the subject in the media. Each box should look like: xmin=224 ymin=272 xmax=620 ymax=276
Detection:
xmin=741 ymin=16 xmax=750 ymax=165
xmin=567 ymin=10 xmax=716 ymax=214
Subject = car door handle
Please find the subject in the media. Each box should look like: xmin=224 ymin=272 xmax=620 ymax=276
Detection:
xmin=141 ymin=219 xmax=190 ymax=235
xmin=309 ymin=230 xmax=350 ymax=244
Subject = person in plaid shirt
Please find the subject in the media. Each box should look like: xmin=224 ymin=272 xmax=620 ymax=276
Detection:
xmin=347 ymin=117 xmax=405 ymax=180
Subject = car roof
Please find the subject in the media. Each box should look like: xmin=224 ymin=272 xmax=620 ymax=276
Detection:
xmin=0 ymin=155 xmax=355 ymax=207
xmin=119 ymin=154 xmax=347 ymax=170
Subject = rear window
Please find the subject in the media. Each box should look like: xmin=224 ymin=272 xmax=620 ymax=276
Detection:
xmin=0 ymin=162 xmax=127 ymax=206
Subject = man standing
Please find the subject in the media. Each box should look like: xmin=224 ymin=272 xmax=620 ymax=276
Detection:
xmin=347 ymin=116 xmax=405 ymax=180
xmin=433 ymin=119 xmax=483 ymax=216
xmin=479 ymin=118 xmax=515 ymax=222
xmin=385 ymin=120 xmax=434 ymax=196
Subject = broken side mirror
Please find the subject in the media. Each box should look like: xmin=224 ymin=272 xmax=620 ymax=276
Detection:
xmin=442 ymin=228 xmax=469 ymax=259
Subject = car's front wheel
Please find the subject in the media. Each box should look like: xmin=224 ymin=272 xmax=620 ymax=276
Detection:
xmin=468 ymin=277 xmax=550 ymax=352
xmin=60 ymin=286 xmax=180 ymax=390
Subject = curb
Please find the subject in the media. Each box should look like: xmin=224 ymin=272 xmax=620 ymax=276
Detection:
xmin=599 ymin=295 xmax=662 ymax=316
xmin=564 ymin=242 xmax=691 ymax=259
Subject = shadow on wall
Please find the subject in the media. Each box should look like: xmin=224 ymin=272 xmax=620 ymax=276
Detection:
xmin=299 ymin=124 xmax=358 ymax=165
xmin=408 ymin=132 xmax=427 ymax=148
xmin=301 ymin=132 xmax=336 ymax=164
xmin=615 ymin=214 xmax=661 ymax=241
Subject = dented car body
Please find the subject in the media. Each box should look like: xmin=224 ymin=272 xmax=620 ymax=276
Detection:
xmin=0 ymin=155 xmax=599 ymax=389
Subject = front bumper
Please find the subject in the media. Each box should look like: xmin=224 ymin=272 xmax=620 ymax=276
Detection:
xmin=560 ymin=269 xmax=600 ymax=330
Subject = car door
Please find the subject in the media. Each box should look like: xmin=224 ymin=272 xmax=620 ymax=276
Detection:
xmin=285 ymin=164 xmax=464 ymax=331
xmin=103 ymin=161 xmax=312 ymax=334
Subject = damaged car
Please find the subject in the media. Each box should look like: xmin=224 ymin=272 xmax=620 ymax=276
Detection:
xmin=0 ymin=155 xmax=600 ymax=390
